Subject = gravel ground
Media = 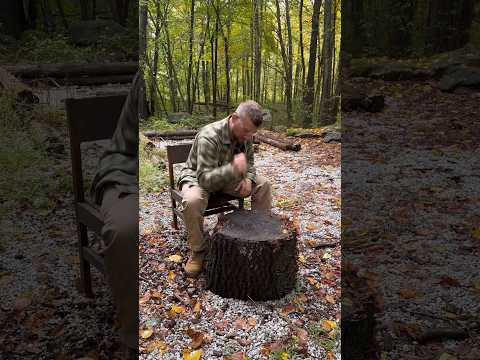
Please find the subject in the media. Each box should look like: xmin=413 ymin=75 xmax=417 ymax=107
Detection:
xmin=139 ymin=136 xmax=341 ymax=359
xmin=0 ymin=123 xmax=123 ymax=358
xmin=343 ymin=79 xmax=480 ymax=359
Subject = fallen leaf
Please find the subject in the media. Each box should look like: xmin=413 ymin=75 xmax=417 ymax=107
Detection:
xmin=186 ymin=328 xmax=205 ymax=349
xmin=322 ymin=320 xmax=337 ymax=331
xmin=168 ymin=254 xmax=183 ymax=263
xmin=168 ymin=271 xmax=176 ymax=281
xmin=279 ymin=352 xmax=290 ymax=360
xmin=399 ymin=288 xmax=418 ymax=299
xmin=298 ymin=255 xmax=306 ymax=264
xmin=14 ymin=297 xmax=32 ymax=311
xmin=139 ymin=328 xmax=153 ymax=339
xmin=438 ymin=276 xmax=460 ymax=287
xmin=305 ymin=223 xmax=316 ymax=231
xmin=438 ymin=353 xmax=457 ymax=360
xmin=145 ymin=339 xmax=167 ymax=353
xmin=471 ymin=228 xmax=480 ymax=240
xmin=139 ymin=292 xmax=151 ymax=305
xmin=151 ymin=290 xmax=163 ymax=299
xmin=323 ymin=252 xmax=332 ymax=260
xmin=182 ymin=349 xmax=202 ymax=360
xmin=170 ymin=304 xmax=186 ymax=315
xmin=471 ymin=278 xmax=480 ymax=291
xmin=280 ymin=304 xmax=297 ymax=316
xmin=325 ymin=295 xmax=335 ymax=304
xmin=193 ymin=300 xmax=202 ymax=314
xmin=247 ymin=318 xmax=257 ymax=327
xmin=231 ymin=352 xmax=247 ymax=360
xmin=326 ymin=352 xmax=335 ymax=360
xmin=306 ymin=277 xmax=317 ymax=286
xmin=233 ymin=318 xmax=248 ymax=330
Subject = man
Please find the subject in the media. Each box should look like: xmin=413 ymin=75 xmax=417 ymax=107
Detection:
xmin=90 ymin=71 xmax=147 ymax=357
xmin=177 ymin=100 xmax=272 ymax=277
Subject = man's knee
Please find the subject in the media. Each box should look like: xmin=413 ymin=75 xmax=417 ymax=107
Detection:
xmin=182 ymin=184 xmax=208 ymax=213
xmin=254 ymin=175 xmax=271 ymax=193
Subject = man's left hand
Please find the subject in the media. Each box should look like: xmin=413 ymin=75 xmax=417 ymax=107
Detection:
xmin=234 ymin=178 xmax=252 ymax=197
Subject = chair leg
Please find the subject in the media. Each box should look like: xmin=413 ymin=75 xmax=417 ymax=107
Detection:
xmin=173 ymin=212 xmax=179 ymax=230
xmin=77 ymin=222 xmax=93 ymax=298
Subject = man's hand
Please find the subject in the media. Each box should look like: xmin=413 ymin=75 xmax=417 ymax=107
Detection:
xmin=234 ymin=178 xmax=252 ymax=197
xmin=232 ymin=153 xmax=247 ymax=176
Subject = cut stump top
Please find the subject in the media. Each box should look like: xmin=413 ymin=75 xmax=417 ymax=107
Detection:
xmin=216 ymin=210 xmax=291 ymax=242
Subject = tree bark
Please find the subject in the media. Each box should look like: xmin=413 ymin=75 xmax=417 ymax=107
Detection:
xmin=206 ymin=210 xmax=298 ymax=301
xmin=320 ymin=0 xmax=334 ymax=125
xmin=187 ymin=0 xmax=195 ymax=114
xmin=274 ymin=0 xmax=293 ymax=126
xmin=253 ymin=0 xmax=262 ymax=102
xmin=302 ymin=0 xmax=322 ymax=128
xmin=255 ymin=133 xmax=301 ymax=151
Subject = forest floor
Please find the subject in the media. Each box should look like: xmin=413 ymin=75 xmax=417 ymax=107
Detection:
xmin=343 ymin=75 xmax=480 ymax=359
xmin=138 ymin=134 xmax=341 ymax=360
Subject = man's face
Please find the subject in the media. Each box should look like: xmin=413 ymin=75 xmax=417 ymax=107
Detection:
xmin=230 ymin=113 xmax=258 ymax=143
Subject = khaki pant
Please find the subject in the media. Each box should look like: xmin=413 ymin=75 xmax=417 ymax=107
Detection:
xmin=100 ymin=185 xmax=138 ymax=349
xmin=181 ymin=175 xmax=272 ymax=252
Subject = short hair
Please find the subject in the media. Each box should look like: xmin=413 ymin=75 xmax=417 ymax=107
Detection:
xmin=235 ymin=100 xmax=263 ymax=127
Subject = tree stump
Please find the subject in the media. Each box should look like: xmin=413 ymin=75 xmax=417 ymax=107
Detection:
xmin=206 ymin=210 xmax=298 ymax=301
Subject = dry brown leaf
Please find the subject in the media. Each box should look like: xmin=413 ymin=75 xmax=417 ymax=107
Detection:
xmin=321 ymin=320 xmax=337 ymax=331
xmin=182 ymin=349 xmax=202 ymax=360
xmin=139 ymin=292 xmax=151 ymax=305
xmin=325 ymin=295 xmax=335 ymax=304
xmin=247 ymin=318 xmax=257 ymax=327
xmin=145 ymin=339 xmax=167 ymax=353
xmin=305 ymin=223 xmax=316 ymax=231
xmin=193 ymin=300 xmax=202 ymax=314
xmin=168 ymin=271 xmax=176 ymax=281
xmin=280 ymin=303 xmax=297 ymax=316
xmin=233 ymin=318 xmax=248 ymax=330
xmin=151 ymin=290 xmax=163 ymax=299
xmin=186 ymin=328 xmax=205 ymax=349
xmin=399 ymin=288 xmax=418 ymax=299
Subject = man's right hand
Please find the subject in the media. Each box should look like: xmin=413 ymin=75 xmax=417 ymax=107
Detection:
xmin=232 ymin=153 xmax=247 ymax=176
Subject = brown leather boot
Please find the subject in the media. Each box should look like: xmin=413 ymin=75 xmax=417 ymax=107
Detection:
xmin=184 ymin=251 xmax=206 ymax=278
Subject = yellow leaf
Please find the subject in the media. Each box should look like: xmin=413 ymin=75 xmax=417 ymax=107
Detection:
xmin=305 ymin=223 xmax=316 ymax=231
xmin=280 ymin=352 xmax=289 ymax=360
xmin=306 ymin=277 xmax=317 ymax=286
xmin=472 ymin=228 xmax=480 ymax=240
xmin=183 ymin=349 xmax=202 ymax=360
xmin=471 ymin=278 xmax=480 ymax=290
xmin=322 ymin=320 xmax=337 ymax=331
xmin=168 ymin=254 xmax=183 ymax=263
xmin=139 ymin=328 xmax=153 ymax=339
xmin=323 ymin=252 xmax=332 ymax=260
xmin=168 ymin=271 xmax=176 ymax=281
xmin=248 ymin=318 xmax=257 ymax=327
xmin=298 ymin=255 xmax=306 ymax=264
xmin=170 ymin=304 xmax=186 ymax=315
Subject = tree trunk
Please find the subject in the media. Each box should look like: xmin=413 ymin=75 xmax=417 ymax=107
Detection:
xmin=274 ymin=0 xmax=293 ymax=126
xmin=302 ymin=0 xmax=322 ymax=128
xmin=187 ymin=0 xmax=195 ymax=114
xmin=206 ymin=210 xmax=298 ymax=301
xmin=320 ymin=0 xmax=334 ymax=125
xmin=299 ymin=0 xmax=305 ymax=89
xmin=253 ymin=0 xmax=262 ymax=102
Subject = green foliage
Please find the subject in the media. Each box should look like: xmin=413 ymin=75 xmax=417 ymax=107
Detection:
xmin=1 ymin=29 xmax=138 ymax=64
xmin=0 ymin=91 xmax=70 ymax=212
xmin=139 ymin=135 xmax=168 ymax=194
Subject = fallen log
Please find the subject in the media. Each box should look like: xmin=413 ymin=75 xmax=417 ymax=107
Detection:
xmin=206 ymin=210 xmax=298 ymax=300
xmin=255 ymin=133 xmax=301 ymax=151
xmin=143 ymin=129 xmax=198 ymax=139
xmin=0 ymin=67 xmax=39 ymax=103
xmin=4 ymin=62 xmax=138 ymax=79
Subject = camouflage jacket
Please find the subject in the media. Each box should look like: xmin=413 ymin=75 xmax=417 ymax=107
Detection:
xmin=177 ymin=116 xmax=256 ymax=192
xmin=90 ymin=71 xmax=148 ymax=205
